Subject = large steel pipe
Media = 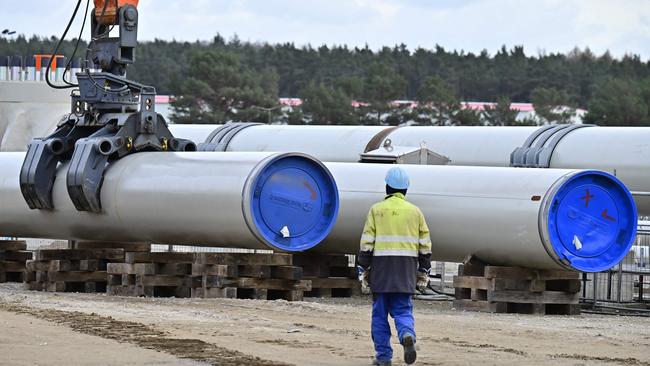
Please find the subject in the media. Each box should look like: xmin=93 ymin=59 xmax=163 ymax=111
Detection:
xmin=0 ymin=152 xmax=339 ymax=252
xmin=319 ymin=163 xmax=637 ymax=272
xmin=168 ymin=124 xmax=650 ymax=215
xmin=0 ymin=150 xmax=636 ymax=271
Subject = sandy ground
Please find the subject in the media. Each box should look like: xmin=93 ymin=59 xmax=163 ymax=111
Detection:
xmin=0 ymin=283 xmax=649 ymax=366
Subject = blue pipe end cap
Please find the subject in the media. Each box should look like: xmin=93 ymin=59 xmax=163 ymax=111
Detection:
xmin=547 ymin=171 xmax=637 ymax=272
xmin=249 ymin=155 xmax=339 ymax=252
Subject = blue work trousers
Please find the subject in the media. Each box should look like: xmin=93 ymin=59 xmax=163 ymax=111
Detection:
xmin=371 ymin=292 xmax=415 ymax=362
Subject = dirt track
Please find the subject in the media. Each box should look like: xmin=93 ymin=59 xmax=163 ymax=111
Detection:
xmin=1 ymin=283 xmax=649 ymax=366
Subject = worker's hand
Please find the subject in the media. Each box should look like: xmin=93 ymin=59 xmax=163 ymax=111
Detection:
xmin=357 ymin=266 xmax=371 ymax=294
xmin=416 ymin=268 xmax=430 ymax=293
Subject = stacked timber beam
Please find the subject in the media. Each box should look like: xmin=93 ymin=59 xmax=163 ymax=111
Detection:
xmin=453 ymin=257 xmax=581 ymax=315
xmin=107 ymin=252 xmax=193 ymax=297
xmin=192 ymin=253 xmax=309 ymax=301
xmin=293 ymin=254 xmax=361 ymax=297
xmin=0 ymin=240 xmax=31 ymax=282
xmin=24 ymin=242 xmax=149 ymax=293
xmin=107 ymin=251 xmax=310 ymax=300
xmin=22 ymin=244 xmax=363 ymax=301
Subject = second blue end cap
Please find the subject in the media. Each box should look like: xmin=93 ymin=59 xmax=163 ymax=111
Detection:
xmin=547 ymin=170 xmax=637 ymax=272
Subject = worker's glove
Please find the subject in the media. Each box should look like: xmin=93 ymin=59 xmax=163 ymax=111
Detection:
xmin=357 ymin=265 xmax=371 ymax=294
xmin=416 ymin=268 xmax=430 ymax=293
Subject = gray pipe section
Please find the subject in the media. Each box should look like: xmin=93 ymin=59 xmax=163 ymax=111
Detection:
xmin=168 ymin=124 xmax=650 ymax=215
xmin=0 ymin=151 xmax=635 ymax=271
xmin=319 ymin=163 xmax=635 ymax=272
xmin=0 ymin=151 xmax=338 ymax=251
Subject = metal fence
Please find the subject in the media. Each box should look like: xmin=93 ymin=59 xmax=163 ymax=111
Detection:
xmin=581 ymin=221 xmax=650 ymax=305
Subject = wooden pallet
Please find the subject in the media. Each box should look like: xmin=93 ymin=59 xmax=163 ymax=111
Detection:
xmin=24 ymin=248 xmax=125 ymax=293
xmin=107 ymin=252 xmax=194 ymax=297
xmin=191 ymin=253 xmax=309 ymax=301
xmin=453 ymin=258 xmax=581 ymax=315
xmin=0 ymin=240 xmax=31 ymax=283
xmin=293 ymin=254 xmax=361 ymax=297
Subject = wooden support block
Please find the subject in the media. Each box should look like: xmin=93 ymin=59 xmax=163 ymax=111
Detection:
xmin=237 ymin=265 xmax=271 ymax=278
xmin=26 ymin=260 xmax=64 ymax=272
xmin=453 ymin=276 xmax=494 ymax=290
xmin=299 ymin=264 xmax=330 ymax=278
xmin=529 ymin=279 xmax=546 ymax=292
xmin=35 ymin=249 xmax=125 ymax=261
xmin=75 ymin=241 xmax=151 ymax=252
xmin=157 ymin=263 xmax=193 ymax=276
xmin=0 ymin=261 xmax=26 ymax=272
xmin=194 ymin=275 xmax=235 ymax=288
xmin=107 ymin=263 xmax=136 ymax=275
xmin=484 ymin=266 xmax=579 ymax=280
xmin=79 ymin=259 xmax=99 ymax=271
xmin=487 ymin=290 xmax=580 ymax=304
xmin=270 ymin=266 xmax=303 ymax=280
xmin=136 ymin=274 xmax=191 ymax=287
xmin=191 ymin=264 xmax=236 ymax=277
xmin=47 ymin=271 xmax=108 ymax=282
xmin=459 ymin=255 xmax=487 ymax=276
xmin=0 ymin=240 xmax=27 ymax=251
xmin=107 ymin=285 xmax=146 ymax=297
xmin=0 ymin=251 xmax=33 ymax=261
xmin=236 ymin=278 xmax=311 ymax=291
xmin=292 ymin=254 xmax=349 ymax=267
xmin=125 ymin=252 xmax=194 ymax=264
xmin=194 ymin=253 xmax=292 ymax=266
xmin=133 ymin=263 xmax=157 ymax=275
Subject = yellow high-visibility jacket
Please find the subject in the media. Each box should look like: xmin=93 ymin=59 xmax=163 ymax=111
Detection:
xmin=358 ymin=193 xmax=432 ymax=293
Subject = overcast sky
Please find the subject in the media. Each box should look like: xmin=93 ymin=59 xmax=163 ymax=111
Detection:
xmin=3 ymin=0 xmax=650 ymax=59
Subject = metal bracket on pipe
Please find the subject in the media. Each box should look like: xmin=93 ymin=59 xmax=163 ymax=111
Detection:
xmin=510 ymin=124 xmax=596 ymax=168
xmin=198 ymin=122 xmax=262 ymax=151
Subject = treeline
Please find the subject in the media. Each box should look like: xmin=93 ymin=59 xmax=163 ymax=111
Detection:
xmin=2 ymin=34 xmax=650 ymax=125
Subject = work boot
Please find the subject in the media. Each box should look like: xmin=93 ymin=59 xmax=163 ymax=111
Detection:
xmin=401 ymin=333 xmax=417 ymax=365
xmin=371 ymin=359 xmax=392 ymax=366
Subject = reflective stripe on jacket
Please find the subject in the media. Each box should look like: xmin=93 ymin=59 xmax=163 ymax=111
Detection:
xmin=360 ymin=193 xmax=432 ymax=257
xmin=358 ymin=193 xmax=432 ymax=293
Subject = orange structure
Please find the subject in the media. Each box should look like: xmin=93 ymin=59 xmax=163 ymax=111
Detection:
xmin=94 ymin=0 xmax=139 ymax=25
xmin=33 ymin=54 xmax=65 ymax=70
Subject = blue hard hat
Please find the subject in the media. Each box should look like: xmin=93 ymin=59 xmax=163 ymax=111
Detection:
xmin=385 ymin=167 xmax=410 ymax=190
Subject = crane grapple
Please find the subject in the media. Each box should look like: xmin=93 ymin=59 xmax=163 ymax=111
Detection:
xmin=20 ymin=0 xmax=195 ymax=213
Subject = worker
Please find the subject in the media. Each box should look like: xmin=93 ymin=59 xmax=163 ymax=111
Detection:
xmin=357 ymin=166 xmax=432 ymax=366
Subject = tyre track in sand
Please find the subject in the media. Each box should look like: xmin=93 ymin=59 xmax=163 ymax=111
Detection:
xmin=0 ymin=300 xmax=293 ymax=366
